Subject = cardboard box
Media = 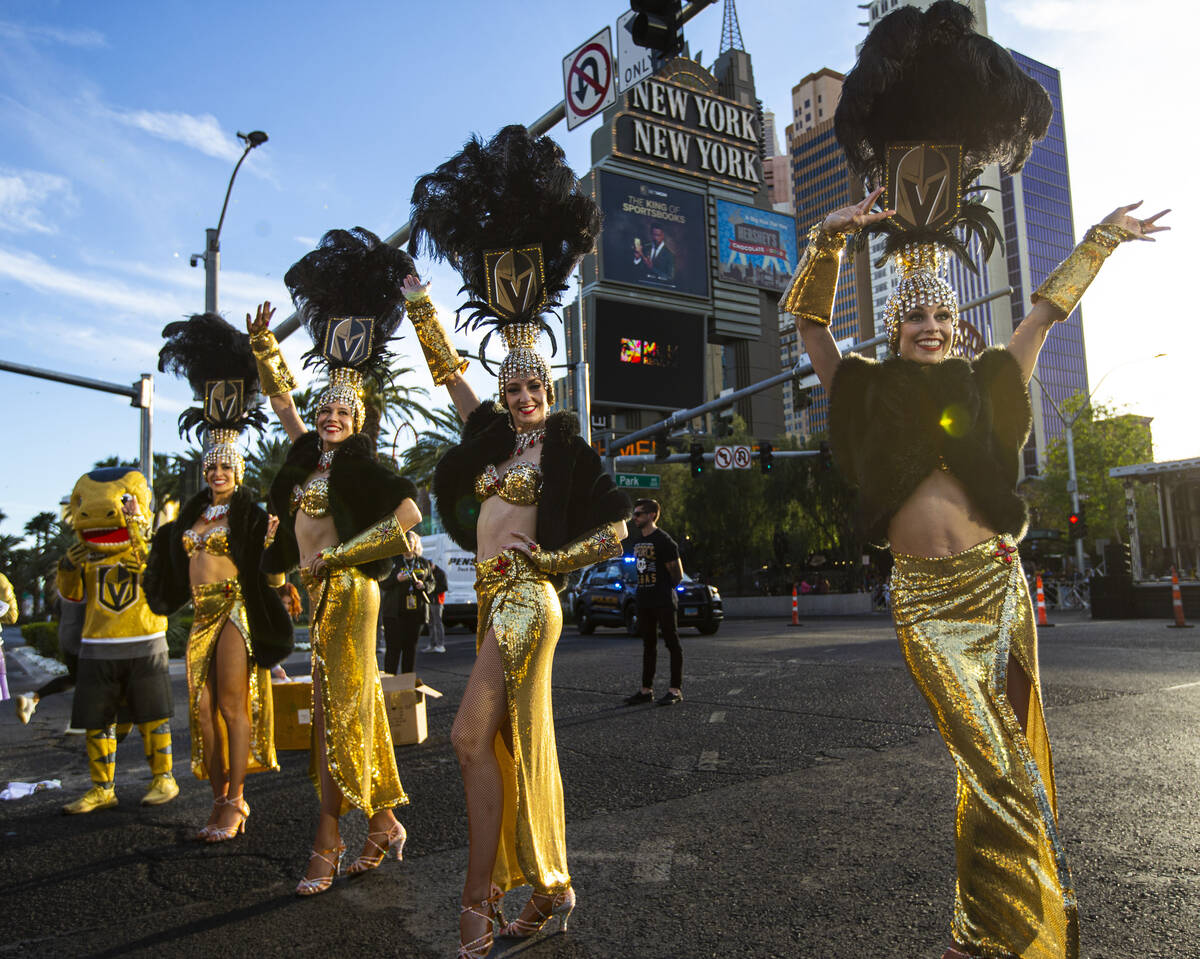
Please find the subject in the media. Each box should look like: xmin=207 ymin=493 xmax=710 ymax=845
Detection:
xmin=271 ymin=676 xmax=313 ymax=751
xmin=381 ymin=672 xmax=443 ymax=746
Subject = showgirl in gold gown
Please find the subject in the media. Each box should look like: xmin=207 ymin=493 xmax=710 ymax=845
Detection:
xmin=407 ymin=125 xmax=631 ymax=959
xmin=785 ymin=4 xmax=1168 ymax=955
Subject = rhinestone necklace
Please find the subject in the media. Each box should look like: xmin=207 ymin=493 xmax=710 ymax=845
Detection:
xmin=513 ymin=427 xmax=546 ymax=458
xmin=318 ymin=449 xmax=336 ymax=471
xmin=202 ymin=503 xmax=230 ymax=522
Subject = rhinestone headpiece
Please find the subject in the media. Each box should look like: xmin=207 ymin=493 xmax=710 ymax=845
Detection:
xmin=202 ymin=427 xmax=245 ymax=484
xmin=317 ymin=366 xmax=366 ymax=433
xmin=497 ymin=322 xmax=554 ymax=404
xmin=882 ymin=243 xmax=960 ymax=355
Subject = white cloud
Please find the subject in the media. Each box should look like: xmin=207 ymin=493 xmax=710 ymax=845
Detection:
xmin=0 ymin=20 xmax=106 ymax=48
xmin=100 ymin=106 xmax=243 ymax=163
xmin=0 ymin=246 xmax=188 ymax=316
xmin=294 ymin=235 xmax=317 ymax=247
xmin=0 ymin=167 xmax=75 ymax=234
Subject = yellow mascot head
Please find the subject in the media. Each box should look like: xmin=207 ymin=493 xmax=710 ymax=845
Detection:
xmin=67 ymin=467 xmax=152 ymax=556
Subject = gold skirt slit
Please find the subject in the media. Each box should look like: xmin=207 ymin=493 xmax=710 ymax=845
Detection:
xmin=186 ymin=579 xmax=277 ymax=778
xmin=890 ymin=535 xmax=1078 ymax=959
xmin=301 ymin=566 xmax=406 ymax=817
xmin=475 ymin=550 xmax=569 ymax=895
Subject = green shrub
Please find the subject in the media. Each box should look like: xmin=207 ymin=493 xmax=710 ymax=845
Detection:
xmin=21 ymin=621 xmax=60 ymax=660
xmin=166 ymin=612 xmax=193 ymax=659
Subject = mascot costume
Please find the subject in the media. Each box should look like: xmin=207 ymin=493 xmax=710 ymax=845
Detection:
xmin=57 ymin=467 xmax=178 ymax=814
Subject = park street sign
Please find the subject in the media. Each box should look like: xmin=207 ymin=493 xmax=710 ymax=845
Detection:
xmin=615 ymin=472 xmax=661 ymax=489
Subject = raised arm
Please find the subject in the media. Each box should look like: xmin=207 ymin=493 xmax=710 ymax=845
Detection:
xmin=246 ymin=301 xmax=306 ymax=441
xmin=1008 ymin=202 xmax=1169 ymax=383
xmin=784 ymin=187 xmax=894 ymax=392
xmin=401 ymin=276 xmax=479 ymax=423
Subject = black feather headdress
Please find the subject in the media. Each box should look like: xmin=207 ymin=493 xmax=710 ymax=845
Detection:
xmin=407 ymin=124 xmax=600 ymax=367
xmin=158 ymin=312 xmax=266 ymax=440
xmin=835 ymin=0 xmax=1051 ymax=265
xmin=284 ymin=226 xmax=415 ymax=384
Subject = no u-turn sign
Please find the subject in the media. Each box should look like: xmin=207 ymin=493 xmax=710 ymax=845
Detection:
xmin=563 ymin=26 xmax=615 ymax=130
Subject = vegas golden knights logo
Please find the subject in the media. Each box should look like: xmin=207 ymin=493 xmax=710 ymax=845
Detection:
xmin=323 ymin=318 xmax=374 ymax=366
xmin=98 ymin=565 xmax=138 ymax=613
xmin=884 ymin=143 xmax=963 ymax=234
xmin=204 ymin=379 xmax=244 ymax=424
xmin=483 ymin=247 xmax=546 ymax=320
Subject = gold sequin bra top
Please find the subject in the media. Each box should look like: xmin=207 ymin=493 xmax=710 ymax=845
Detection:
xmin=182 ymin=526 xmax=231 ymax=558
xmin=475 ymin=461 xmax=542 ymax=506
xmin=290 ymin=477 xmax=330 ymax=518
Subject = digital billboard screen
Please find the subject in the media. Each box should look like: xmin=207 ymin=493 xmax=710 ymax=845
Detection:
xmin=714 ymin=199 xmax=798 ymax=293
xmin=598 ymin=170 xmax=709 ymax=299
xmin=591 ymin=297 xmax=705 ymax=411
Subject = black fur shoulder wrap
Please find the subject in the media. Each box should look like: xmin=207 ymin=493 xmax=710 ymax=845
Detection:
xmin=434 ymin=403 xmax=632 ymax=553
xmin=262 ymin=431 xmax=419 ymax=580
xmin=143 ymin=486 xmax=293 ymax=668
xmin=829 ymin=347 xmax=1032 ymax=547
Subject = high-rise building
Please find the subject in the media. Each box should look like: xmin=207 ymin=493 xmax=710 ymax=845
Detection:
xmin=780 ymin=69 xmax=871 ymax=440
xmin=762 ymin=110 xmax=793 ymax=215
xmin=1000 ymin=50 xmax=1087 ymax=475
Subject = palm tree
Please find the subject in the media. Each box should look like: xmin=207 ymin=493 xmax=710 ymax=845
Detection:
xmin=23 ymin=511 xmax=58 ymax=618
xmin=399 ymin=405 xmax=463 ymax=490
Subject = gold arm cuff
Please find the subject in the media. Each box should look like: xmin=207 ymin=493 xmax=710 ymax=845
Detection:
xmin=407 ymin=297 xmax=468 ymax=385
xmin=780 ymin=226 xmax=847 ymax=326
xmin=265 ymin=572 xmax=286 ymax=589
xmin=324 ymin=512 xmax=408 ymax=569
xmin=249 ymin=329 xmax=297 ymax=396
xmin=1032 ymin=223 xmax=1137 ymax=318
xmin=529 ymin=524 xmax=623 ymax=576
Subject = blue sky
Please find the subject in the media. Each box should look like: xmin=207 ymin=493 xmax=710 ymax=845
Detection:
xmin=1 ymin=0 xmax=1194 ymax=540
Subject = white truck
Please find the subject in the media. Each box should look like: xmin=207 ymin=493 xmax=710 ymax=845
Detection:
xmin=418 ymin=533 xmax=478 ymax=631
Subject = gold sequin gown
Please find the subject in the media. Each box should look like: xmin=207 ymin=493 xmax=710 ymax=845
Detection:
xmin=475 ymin=548 xmax=569 ymax=895
xmin=182 ymin=526 xmax=276 ymax=778
xmin=891 ymin=535 xmax=1078 ymax=959
xmin=300 ymin=564 xmax=406 ymax=816
xmin=186 ymin=580 xmax=277 ymax=777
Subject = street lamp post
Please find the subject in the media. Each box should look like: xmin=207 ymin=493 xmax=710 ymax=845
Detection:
xmin=1032 ymin=353 xmax=1166 ymax=574
xmin=191 ymin=130 xmax=268 ymax=313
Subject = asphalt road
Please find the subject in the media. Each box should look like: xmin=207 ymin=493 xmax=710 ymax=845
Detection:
xmin=1 ymin=611 xmax=1197 ymax=958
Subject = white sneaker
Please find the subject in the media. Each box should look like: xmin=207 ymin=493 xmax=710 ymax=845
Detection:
xmin=433 ymin=645 xmax=446 ymax=653
xmin=419 ymin=645 xmax=434 ymax=653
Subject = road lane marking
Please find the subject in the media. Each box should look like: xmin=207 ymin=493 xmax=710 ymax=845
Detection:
xmin=709 ymin=711 xmax=726 ymax=723
xmin=727 ymin=687 xmax=743 ymax=696
xmin=1163 ymin=680 xmax=1200 ymax=691
xmin=697 ymin=750 xmax=720 ymax=771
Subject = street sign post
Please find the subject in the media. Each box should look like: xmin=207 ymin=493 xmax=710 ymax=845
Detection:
xmin=615 ymin=472 xmax=661 ymax=489
xmin=714 ymin=445 xmax=752 ymax=470
xmin=563 ymin=27 xmax=616 ymax=130
xmin=615 ymin=10 xmax=653 ymax=94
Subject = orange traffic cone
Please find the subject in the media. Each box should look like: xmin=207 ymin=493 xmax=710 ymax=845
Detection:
xmin=1035 ymin=573 xmax=1053 ymax=628
xmin=1168 ymin=567 xmax=1193 ymax=628
xmin=789 ymin=583 xmax=802 ymax=628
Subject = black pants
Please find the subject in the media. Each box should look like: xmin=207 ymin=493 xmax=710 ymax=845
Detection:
xmin=639 ymin=605 xmax=682 ymax=690
xmin=382 ymin=616 xmax=422 ymax=675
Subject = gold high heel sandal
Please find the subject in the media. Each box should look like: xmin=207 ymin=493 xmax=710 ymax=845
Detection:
xmin=498 ymin=886 xmax=575 ymax=939
xmin=458 ymin=884 xmax=504 ymax=959
xmin=196 ymin=794 xmax=227 ymax=841
xmin=205 ymin=794 xmax=249 ymax=843
xmin=345 ymin=821 xmax=406 ymax=875
xmin=295 ymin=841 xmax=345 ymax=896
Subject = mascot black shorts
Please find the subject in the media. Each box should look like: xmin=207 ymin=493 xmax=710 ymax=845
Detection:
xmin=71 ymin=650 xmax=173 ymax=729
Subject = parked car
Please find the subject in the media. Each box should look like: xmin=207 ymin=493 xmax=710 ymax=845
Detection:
xmin=573 ymin=556 xmax=723 ymax=635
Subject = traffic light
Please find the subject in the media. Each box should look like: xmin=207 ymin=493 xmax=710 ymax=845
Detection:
xmin=759 ymin=440 xmax=774 ymax=473
xmin=689 ymin=441 xmax=704 ymax=475
xmin=1067 ymin=505 xmax=1088 ymax=540
xmin=630 ymin=0 xmax=684 ymax=66
xmin=818 ymin=440 xmax=833 ymax=472
xmin=654 ymin=429 xmax=670 ymax=461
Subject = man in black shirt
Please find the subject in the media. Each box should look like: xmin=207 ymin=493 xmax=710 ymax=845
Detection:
xmin=379 ymin=532 xmax=433 ymax=675
xmin=624 ymin=499 xmax=685 ymax=706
